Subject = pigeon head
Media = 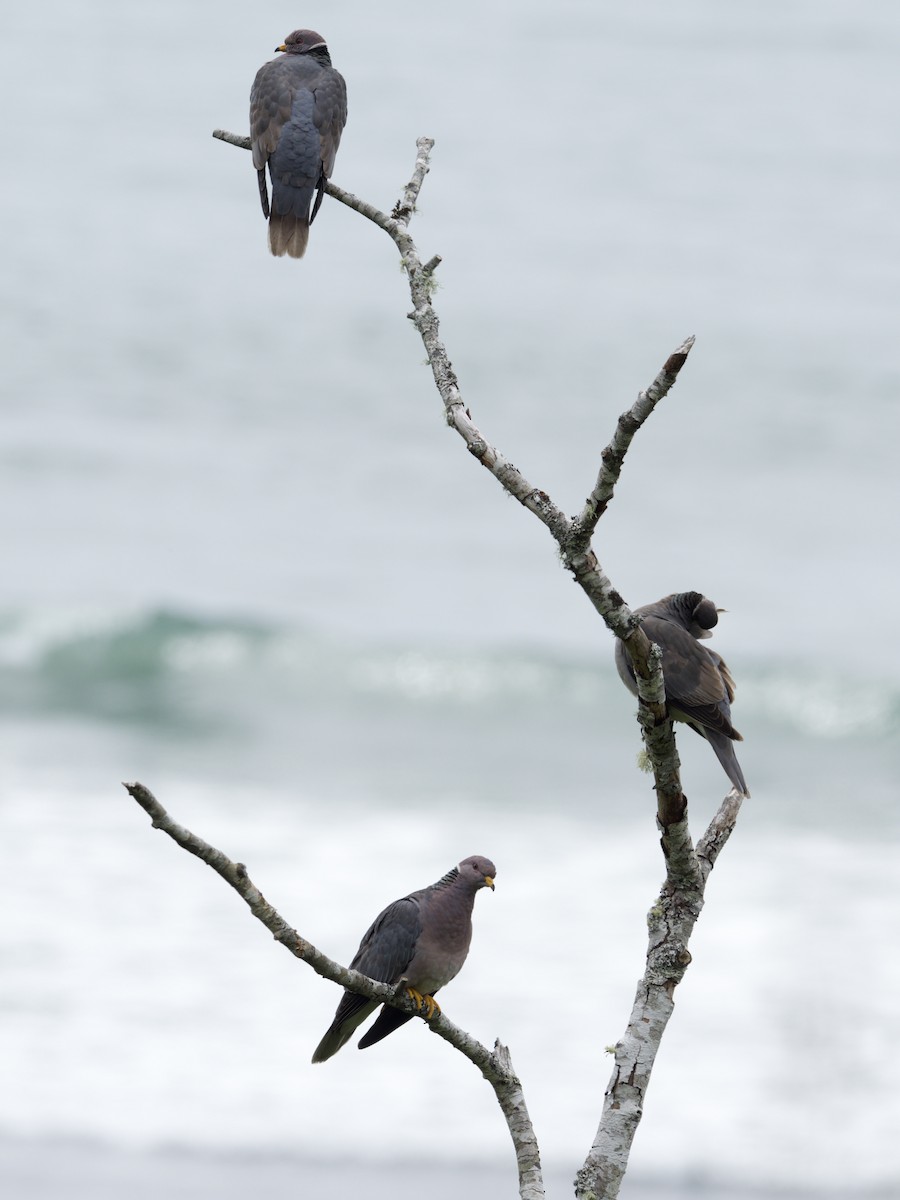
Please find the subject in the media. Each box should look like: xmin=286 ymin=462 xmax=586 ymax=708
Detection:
xmin=456 ymin=855 xmax=496 ymax=891
xmin=662 ymin=591 xmax=721 ymax=639
xmin=276 ymin=29 xmax=329 ymax=56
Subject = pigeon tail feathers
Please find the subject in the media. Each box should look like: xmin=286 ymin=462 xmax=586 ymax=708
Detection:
xmin=268 ymin=213 xmax=309 ymax=257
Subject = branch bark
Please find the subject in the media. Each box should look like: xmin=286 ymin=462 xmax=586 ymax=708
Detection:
xmin=208 ymin=132 xmax=746 ymax=1198
xmin=576 ymin=790 xmax=743 ymax=1199
xmin=570 ymin=338 xmax=696 ymax=547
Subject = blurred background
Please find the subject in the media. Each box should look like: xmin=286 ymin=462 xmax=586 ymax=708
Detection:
xmin=1 ymin=1 xmax=898 ymax=1197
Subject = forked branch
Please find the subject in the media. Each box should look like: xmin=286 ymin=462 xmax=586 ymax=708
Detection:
xmin=576 ymin=787 xmax=743 ymax=1200
xmin=212 ymin=127 xmax=691 ymax=829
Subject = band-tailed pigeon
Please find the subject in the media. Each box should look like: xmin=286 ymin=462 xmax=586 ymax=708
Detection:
xmin=615 ymin=591 xmax=750 ymax=796
xmin=249 ymin=29 xmax=347 ymax=258
xmin=312 ymin=856 xmax=496 ymax=1063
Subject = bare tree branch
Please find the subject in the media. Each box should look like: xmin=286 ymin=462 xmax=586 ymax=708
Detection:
xmin=696 ymin=790 xmax=745 ymax=881
xmin=212 ymin=128 xmax=251 ymax=150
xmin=212 ymin=127 xmax=419 ymax=241
xmin=575 ymin=789 xmax=741 ymax=1199
xmin=123 ymin=781 xmax=545 ymax=1200
xmin=209 ymin=133 xmax=745 ymax=1197
xmin=212 ymin=132 xmax=690 ymax=815
xmin=570 ymin=338 xmax=696 ymax=550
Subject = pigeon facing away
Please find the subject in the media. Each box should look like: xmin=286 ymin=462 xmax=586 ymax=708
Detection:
xmin=249 ymin=30 xmax=347 ymax=258
xmin=615 ymin=591 xmax=750 ymax=796
xmin=312 ymin=856 xmax=496 ymax=1063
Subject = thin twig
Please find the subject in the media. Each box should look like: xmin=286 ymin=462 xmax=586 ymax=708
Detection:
xmin=696 ymin=790 xmax=744 ymax=881
xmin=123 ymin=781 xmax=544 ymax=1200
xmin=213 ymin=128 xmax=251 ymax=150
xmin=570 ymin=336 xmax=696 ymax=550
xmin=212 ymin=127 xmax=403 ymax=238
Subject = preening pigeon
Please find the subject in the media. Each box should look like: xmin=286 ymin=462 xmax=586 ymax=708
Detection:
xmin=615 ymin=591 xmax=749 ymax=796
xmin=312 ymin=856 xmax=496 ymax=1063
xmin=249 ymin=29 xmax=347 ymax=258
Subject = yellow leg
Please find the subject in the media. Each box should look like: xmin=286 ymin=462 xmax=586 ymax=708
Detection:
xmin=406 ymin=987 xmax=441 ymax=1019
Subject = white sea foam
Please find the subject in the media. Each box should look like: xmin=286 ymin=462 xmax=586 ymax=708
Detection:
xmin=2 ymin=777 xmax=898 ymax=1192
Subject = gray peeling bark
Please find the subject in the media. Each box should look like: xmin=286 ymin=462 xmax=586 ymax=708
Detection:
xmin=576 ymin=789 xmax=743 ymax=1200
xmin=207 ymin=133 xmax=744 ymax=1198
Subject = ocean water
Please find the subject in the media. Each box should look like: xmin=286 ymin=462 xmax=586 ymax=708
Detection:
xmin=1 ymin=1 xmax=899 ymax=1196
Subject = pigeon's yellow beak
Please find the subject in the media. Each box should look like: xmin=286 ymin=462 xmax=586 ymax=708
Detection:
xmin=484 ymin=876 xmax=495 ymax=891
xmin=275 ymin=43 xmax=287 ymax=53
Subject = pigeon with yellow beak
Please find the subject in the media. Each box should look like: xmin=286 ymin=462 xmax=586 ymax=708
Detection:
xmin=312 ymin=856 xmax=496 ymax=1063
